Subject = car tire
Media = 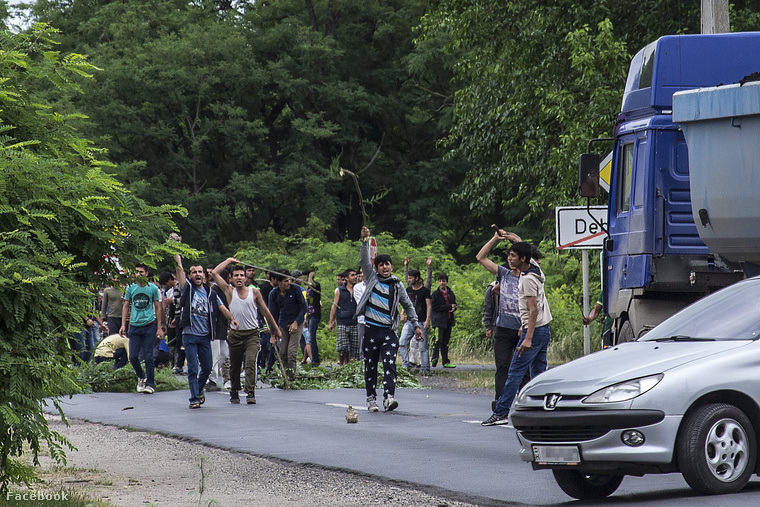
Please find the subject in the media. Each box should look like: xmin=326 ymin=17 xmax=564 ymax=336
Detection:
xmin=552 ymin=470 xmax=623 ymax=500
xmin=617 ymin=319 xmax=635 ymax=344
xmin=677 ymin=403 xmax=756 ymax=495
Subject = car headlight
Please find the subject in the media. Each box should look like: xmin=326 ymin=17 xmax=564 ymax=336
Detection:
xmin=583 ymin=374 xmax=663 ymax=404
xmin=516 ymin=386 xmax=529 ymax=405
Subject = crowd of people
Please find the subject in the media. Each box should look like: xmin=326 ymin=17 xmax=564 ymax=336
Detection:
xmin=78 ymin=227 xmax=563 ymax=423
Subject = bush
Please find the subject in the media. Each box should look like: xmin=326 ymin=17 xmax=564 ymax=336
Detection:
xmin=75 ymin=362 xmax=186 ymax=393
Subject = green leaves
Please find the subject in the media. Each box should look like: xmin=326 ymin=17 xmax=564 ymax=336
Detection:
xmin=0 ymin=25 xmax=189 ymax=493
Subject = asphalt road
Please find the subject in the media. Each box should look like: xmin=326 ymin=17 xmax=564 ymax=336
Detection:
xmin=48 ymin=385 xmax=760 ymax=506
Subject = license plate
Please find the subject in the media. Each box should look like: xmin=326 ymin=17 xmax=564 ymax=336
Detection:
xmin=532 ymin=445 xmax=581 ymax=465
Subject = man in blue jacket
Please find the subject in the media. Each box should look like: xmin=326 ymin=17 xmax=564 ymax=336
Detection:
xmin=268 ymin=269 xmax=308 ymax=381
xmin=355 ymin=227 xmax=422 ymax=413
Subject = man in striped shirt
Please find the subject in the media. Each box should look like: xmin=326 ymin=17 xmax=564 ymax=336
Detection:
xmin=355 ymin=226 xmax=423 ymax=413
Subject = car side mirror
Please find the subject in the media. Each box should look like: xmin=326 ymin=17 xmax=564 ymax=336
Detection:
xmin=578 ymin=153 xmax=601 ymax=198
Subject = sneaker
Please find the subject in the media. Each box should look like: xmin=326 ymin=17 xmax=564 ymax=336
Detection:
xmin=173 ymin=367 xmax=181 ymax=375
xmin=205 ymin=381 xmax=221 ymax=392
xmin=481 ymin=414 xmax=509 ymax=426
xmin=230 ymin=391 xmax=240 ymax=404
xmin=143 ymin=385 xmax=155 ymax=394
xmin=443 ymin=363 xmax=456 ymax=368
xmin=246 ymin=395 xmax=256 ymax=405
xmin=383 ymin=396 xmax=399 ymax=412
xmin=136 ymin=378 xmax=146 ymax=393
xmin=366 ymin=396 xmax=379 ymax=413
xmin=223 ymin=380 xmax=232 ymax=390
xmin=199 ymin=391 xmax=206 ymax=405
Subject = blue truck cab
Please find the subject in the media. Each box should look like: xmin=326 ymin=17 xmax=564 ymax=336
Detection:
xmin=595 ymin=33 xmax=760 ymax=342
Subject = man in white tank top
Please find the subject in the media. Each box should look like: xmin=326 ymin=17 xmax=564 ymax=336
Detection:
xmin=212 ymin=258 xmax=281 ymax=404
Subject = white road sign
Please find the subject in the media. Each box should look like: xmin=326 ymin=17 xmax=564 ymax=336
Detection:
xmin=555 ymin=206 xmax=608 ymax=250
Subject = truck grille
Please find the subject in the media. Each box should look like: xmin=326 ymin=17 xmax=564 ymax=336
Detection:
xmin=519 ymin=426 xmax=609 ymax=443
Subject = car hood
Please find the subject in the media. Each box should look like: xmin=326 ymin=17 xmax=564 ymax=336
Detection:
xmin=525 ymin=340 xmax=753 ymax=396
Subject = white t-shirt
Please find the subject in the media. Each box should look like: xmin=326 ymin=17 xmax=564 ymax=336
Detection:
xmin=353 ymin=281 xmax=366 ymax=324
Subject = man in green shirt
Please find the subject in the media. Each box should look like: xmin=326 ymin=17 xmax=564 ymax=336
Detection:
xmin=120 ymin=264 xmax=163 ymax=394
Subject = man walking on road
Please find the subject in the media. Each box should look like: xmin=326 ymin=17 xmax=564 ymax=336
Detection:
xmin=175 ymin=251 xmax=236 ymax=409
xmin=476 ymin=228 xmax=530 ymax=410
xmin=482 ymin=241 xmax=552 ymax=426
xmin=268 ymin=269 xmax=308 ymax=381
xmin=328 ymin=268 xmax=359 ymax=365
xmin=355 ymin=226 xmax=422 ymax=413
xmin=399 ymin=258 xmax=433 ymax=374
xmin=120 ymin=264 xmax=163 ymax=395
xmin=212 ymin=258 xmax=281 ymax=404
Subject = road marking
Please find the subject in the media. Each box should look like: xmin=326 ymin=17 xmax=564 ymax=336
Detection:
xmin=326 ymin=402 xmax=368 ymax=412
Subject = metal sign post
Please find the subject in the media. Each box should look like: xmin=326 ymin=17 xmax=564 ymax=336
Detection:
xmin=556 ymin=206 xmax=608 ymax=355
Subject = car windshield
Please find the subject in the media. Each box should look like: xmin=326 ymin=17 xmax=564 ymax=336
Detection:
xmin=640 ymin=278 xmax=760 ymax=342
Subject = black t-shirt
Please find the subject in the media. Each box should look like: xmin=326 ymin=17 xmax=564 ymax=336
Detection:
xmin=406 ymin=285 xmax=431 ymax=322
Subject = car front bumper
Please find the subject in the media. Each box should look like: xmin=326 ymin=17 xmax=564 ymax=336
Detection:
xmin=512 ymin=409 xmax=681 ymax=469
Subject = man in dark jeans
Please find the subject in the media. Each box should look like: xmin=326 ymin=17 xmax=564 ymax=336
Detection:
xmin=174 ymin=251 xmax=235 ymax=409
xmin=304 ymin=270 xmax=322 ymax=367
xmin=476 ymin=228 xmax=530 ymax=411
xmin=268 ymin=269 xmax=307 ymax=381
xmin=482 ymin=241 xmax=552 ymax=426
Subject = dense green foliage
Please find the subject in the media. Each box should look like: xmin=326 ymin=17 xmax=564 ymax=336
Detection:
xmin=419 ymin=1 xmax=760 ymax=229
xmin=0 ymin=26 xmax=186 ymax=492
xmin=76 ymin=362 xmax=187 ymax=393
xmin=30 ymin=0 xmax=476 ymax=258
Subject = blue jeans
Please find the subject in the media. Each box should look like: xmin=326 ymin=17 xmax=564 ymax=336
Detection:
xmin=128 ymin=321 xmax=157 ymax=388
xmin=308 ymin=316 xmax=320 ymax=365
xmin=183 ymin=333 xmax=212 ymax=403
xmin=494 ymin=325 xmax=551 ymax=416
xmin=399 ymin=321 xmax=429 ymax=372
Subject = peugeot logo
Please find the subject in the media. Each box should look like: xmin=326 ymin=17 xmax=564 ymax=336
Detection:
xmin=544 ymin=393 xmax=562 ymax=410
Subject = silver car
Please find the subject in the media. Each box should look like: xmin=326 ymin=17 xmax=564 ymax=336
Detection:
xmin=512 ymin=277 xmax=760 ymax=499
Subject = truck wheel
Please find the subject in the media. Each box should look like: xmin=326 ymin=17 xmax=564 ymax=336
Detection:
xmin=552 ymin=470 xmax=623 ymax=500
xmin=617 ymin=319 xmax=635 ymax=343
xmin=677 ymin=403 xmax=755 ymax=495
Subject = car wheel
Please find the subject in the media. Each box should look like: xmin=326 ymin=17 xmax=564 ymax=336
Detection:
xmin=677 ymin=403 xmax=756 ymax=495
xmin=552 ymin=470 xmax=623 ymax=500
xmin=617 ymin=319 xmax=635 ymax=344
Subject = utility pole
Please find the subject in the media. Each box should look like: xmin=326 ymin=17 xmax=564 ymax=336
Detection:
xmin=702 ymin=0 xmax=730 ymax=34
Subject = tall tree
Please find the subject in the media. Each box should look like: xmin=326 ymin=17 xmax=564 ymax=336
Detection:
xmin=417 ymin=1 xmax=713 ymax=230
xmin=32 ymin=0 xmax=473 ymax=255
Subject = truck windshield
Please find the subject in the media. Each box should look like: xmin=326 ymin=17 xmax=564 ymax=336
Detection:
xmin=640 ymin=279 xmax=760 ymax=342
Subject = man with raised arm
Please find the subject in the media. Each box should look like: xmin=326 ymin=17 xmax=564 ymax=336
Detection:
xmin=212 ymin=258 xmax=281 ymax=404
xmin=482 ymin=241 xmax=552 ymax=426
xmin=174 ymin=250 xmax=236 ymax=409
xmin=355 ymin=226 xmax=422 ymax=413
xmin=476 ymin=228 xmax=529 ymax=411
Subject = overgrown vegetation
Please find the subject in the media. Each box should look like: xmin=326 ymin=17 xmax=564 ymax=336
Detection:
xmin=75 ymin=363 xmax=186 ymax=394
xmin=266 ymin=361 xmax=425 ymax=390
xmin=0 ymin=26 xmax=187 ymax=493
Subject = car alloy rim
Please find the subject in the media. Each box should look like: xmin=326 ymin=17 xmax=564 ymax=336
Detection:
xmin=704 ymin=417 xmax=749 ymax=482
